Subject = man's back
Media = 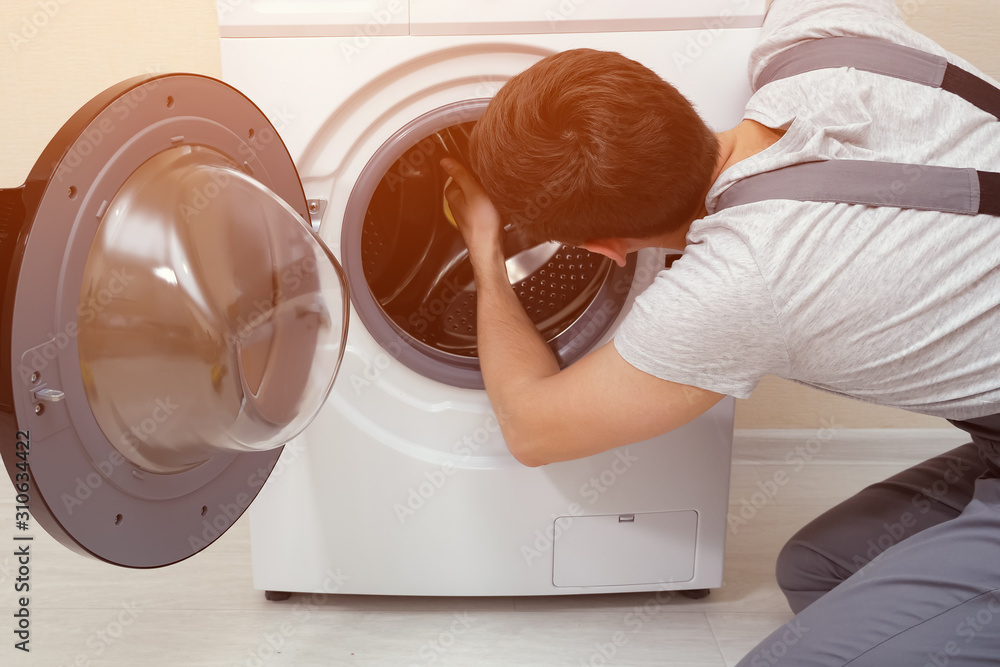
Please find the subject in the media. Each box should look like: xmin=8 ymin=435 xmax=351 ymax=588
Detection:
xmin=614 ymin=0 xmax=1000 ymax=420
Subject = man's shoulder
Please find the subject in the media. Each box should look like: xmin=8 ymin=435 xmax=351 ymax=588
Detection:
xmin=750 ymin=0 xmax=915 ymax=89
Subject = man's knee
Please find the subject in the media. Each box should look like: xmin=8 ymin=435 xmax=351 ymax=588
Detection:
xmin=775 ymin=538 xmax=817 ymax=593
xmin=775 ymin=538 xmax=847 ymax=613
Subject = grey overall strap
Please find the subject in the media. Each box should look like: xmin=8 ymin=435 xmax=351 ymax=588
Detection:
xmin=718 ymin=160 xmax=984 ymax=214
xmin=716 ymin=36 xmax=1000 ymax=216
xmin=757 ymin=36 xmax=1000 ymax=121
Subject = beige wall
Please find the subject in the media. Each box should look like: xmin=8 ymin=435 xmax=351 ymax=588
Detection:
xmin=897 ymin=0 xmax=1000 ymax=76
xmin=0 ymin=0 xmax=221 ymax=187
xmin=2 ymin=1 xmax=995 ymax=428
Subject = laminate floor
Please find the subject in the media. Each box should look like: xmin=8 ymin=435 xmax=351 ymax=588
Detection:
xmin=1 ymin=428 xmax=968 ymax=666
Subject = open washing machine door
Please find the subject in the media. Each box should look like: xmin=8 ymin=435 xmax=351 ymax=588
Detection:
xmin=0 ymin=74 xmax=349 ymax=567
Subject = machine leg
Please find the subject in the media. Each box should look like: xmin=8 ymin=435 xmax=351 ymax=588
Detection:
xmin=680 ymin=588 xmax=710 ymax=600
xmin=265 ymin=590 xmax=292 ymax=601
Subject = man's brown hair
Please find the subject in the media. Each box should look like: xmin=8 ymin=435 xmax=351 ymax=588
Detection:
xmin=469 ymin=48 xmax=719 ymax=245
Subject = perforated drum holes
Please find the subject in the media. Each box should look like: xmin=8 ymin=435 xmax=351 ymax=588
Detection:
xmin=342 ymin=100 xmax=636 ymax=387
xmin=360 ymin=122 xmax=614 ymax=358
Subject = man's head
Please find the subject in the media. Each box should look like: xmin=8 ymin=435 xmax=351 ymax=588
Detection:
xmin=469 ymin=48 xmax=719 ymax=249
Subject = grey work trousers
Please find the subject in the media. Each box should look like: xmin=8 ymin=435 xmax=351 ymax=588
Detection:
xmin=737 ymin=419 xmax=1000 ymax=667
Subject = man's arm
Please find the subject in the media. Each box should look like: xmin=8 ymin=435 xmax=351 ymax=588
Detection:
xmin=442 ymin=158 xmax=724 ymax=467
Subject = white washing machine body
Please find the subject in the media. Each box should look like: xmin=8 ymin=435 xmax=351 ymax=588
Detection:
xmin=220 ymin=0 xmax=765 ymax=596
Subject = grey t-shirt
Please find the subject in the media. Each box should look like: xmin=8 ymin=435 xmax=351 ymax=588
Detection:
xmin=614 ymin=0 xmax=1000 ymax=420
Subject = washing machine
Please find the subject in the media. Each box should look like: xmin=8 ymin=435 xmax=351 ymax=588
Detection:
xmin=215 ymin=0 xmax=766 ymax=598
xmin=0 ymin=1 xmax=761 ymax=591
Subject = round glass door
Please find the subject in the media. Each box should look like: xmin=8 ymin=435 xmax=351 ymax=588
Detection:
xmin=79 ymin=145 xmax=348 ymax=474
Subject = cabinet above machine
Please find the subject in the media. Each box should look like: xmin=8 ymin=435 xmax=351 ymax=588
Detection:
xmin=217 ymin=0 xmax=767 ymax=38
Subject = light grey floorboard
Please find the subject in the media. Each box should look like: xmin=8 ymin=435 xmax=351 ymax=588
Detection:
xmin=1 ymin=429 xmax=962 ymax=666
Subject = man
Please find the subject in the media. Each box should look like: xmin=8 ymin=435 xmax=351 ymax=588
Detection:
xmin=442 ymin=0 xmax=1000 ymax=665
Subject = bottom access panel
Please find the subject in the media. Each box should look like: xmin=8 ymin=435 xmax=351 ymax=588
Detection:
xmin=552 ymin=510 xmax=698 ymax=587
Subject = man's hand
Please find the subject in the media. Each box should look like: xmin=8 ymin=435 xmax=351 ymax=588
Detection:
xmin=440 ymin=158 xmax=504 ymax=271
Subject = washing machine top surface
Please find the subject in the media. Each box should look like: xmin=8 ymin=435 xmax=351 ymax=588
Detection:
xmin=218 ymin=0 xmax=767 ymax=37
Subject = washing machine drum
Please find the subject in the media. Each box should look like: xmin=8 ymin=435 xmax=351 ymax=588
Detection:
xmin=0 ymin=75 xmax=348 ymax=567
xmin=344 ymin=104 xmax=637 ymax=389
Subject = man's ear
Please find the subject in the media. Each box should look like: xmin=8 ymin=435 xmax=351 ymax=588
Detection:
xmin=581 ymin=238 xmax=630 ymax=267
